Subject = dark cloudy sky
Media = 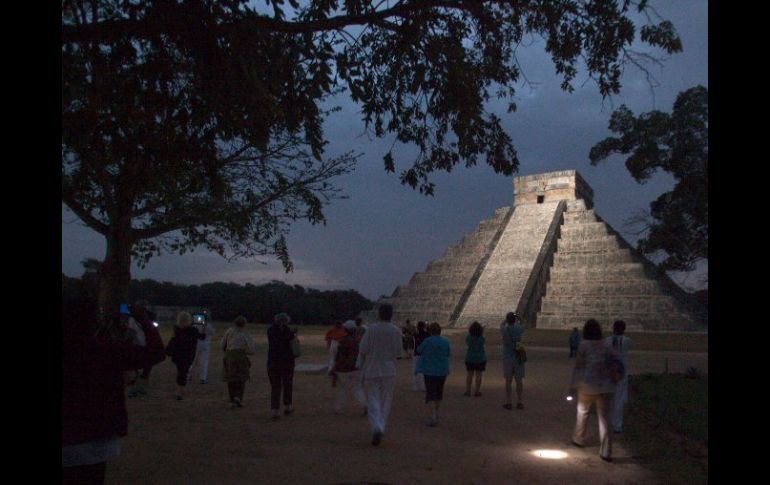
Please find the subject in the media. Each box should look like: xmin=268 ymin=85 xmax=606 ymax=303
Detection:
xmin=61 ymin=0 xmax=708 ymax=301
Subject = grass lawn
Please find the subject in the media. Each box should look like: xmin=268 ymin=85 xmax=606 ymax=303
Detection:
xmin=157 ymin=321 xmax=707 ymax=353
xmin=624 ymin=372 xmax=708 ymax=483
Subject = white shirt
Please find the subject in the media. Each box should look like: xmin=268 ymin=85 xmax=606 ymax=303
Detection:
xmin=127 ymin=317 xmax=146 ymax=347
xmin=356 ymin=321 xmax=403 ymax=379
xmin=195 ymin=322 xmax=216 ymax=346
xmin=221 ymin=326 xmax=257 ymax=354
xmin=605 ymin=334 xmax=632 ymax=364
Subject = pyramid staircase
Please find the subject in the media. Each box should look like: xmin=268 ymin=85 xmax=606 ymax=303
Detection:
xmin=536 ymin=200 xmax=705 ymax=331
xmin=378 ymin=206 xmax=512 ymax=324
xmin=365 ymin=170 xmax=706 ymax=332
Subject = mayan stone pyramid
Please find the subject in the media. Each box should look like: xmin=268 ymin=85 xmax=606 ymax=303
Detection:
xmin=372 ymin=170 xmax=706 ymax=332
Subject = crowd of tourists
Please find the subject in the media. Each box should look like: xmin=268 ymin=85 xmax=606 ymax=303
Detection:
xmin=62 ymin=297 xmax=631 ymax=483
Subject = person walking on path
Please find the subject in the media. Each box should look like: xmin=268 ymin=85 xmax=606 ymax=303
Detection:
xmin=333 ymin=320 xmax=367 ymax=414
xmin=190 ymin=314 xmax=215 ymax=384
xmin=166 ymin=311 xmax=204 ymax=401
xmin=356 ymin=304 xmax=403 ymax=446
xmin=126 ymin=300 xmax=153 ymax=397
xmin=411 ymin=321 xmax=429 ymax=392
xmin=569 ymin=327 xmax=581 ymax=358
xmin=267 ymin=312 xmax=297 ymax=420
xmin=402 ymin=319 xmax=416 ymax=359
xmin=463 ymin=321 xmax=486 ymax=397
xmin=221 ymin=316 xmax=258 ymax=408
xmin=569 ymin=318 xmax=618 ymax=462
xmin=605 ymin=320 xmax=632 ymax=433
xmin=325 ymin=320 xmax=346 ymax=386
xmin=501 ymin=312 xmax=526 ymax=410
xmin=415 ymin=322 xmax=451 ymax=427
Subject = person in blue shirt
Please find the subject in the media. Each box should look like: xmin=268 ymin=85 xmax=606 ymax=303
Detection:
xmin=569 ymin=327 xmax=581 ymax=358
xmin=415 ymin=322 xmax=451 ymax=427
xmin=463 ymin=321 xmax=486 ymax=397
xmin=500 ymin=312 xmax=525 ymax=410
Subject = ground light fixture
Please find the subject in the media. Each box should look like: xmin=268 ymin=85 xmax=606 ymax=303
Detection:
xmin=533 ymin=450 xmax=569 ymax=459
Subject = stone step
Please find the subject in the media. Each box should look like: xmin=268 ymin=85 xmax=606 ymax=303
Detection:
xmin=557 ymin=236 xmax=622 ymax=252
xmin=559 ymin=222 xmax=609 ymax=238
xmin=548 ymin=263 xmax=647 ymax=280
xmin=563 ymin=210 xmax=597 ymax=224
xmin=536 ymin=312 xmax=699 ymax=332
xmin=552 ymin=249 xmax=636 ymax=265
xmin=544 ymin=280 xmax=662 ymax=296
xmin=539 ymin=295 xmax=686 ymax=314
xmin=393 ymin=310 xmax=452 ymax=324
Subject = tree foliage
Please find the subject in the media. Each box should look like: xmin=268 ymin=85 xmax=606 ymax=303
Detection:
xmin=589 ymin=85 xmax=708 ymax=272
xmin=62 ymin=0 xmax=682 ymax=312
xmin=62 ymin=274 xmax=373 ymax=325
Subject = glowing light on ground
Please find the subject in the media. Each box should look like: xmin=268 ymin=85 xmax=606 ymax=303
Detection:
xmin=533 ymin=450 xmax=568 ymax=459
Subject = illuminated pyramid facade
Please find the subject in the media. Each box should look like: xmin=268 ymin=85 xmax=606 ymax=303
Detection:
xmin=371 ymin=170 xmax=705 ymax=332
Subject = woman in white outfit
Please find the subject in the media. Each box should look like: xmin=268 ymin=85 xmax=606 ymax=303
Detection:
xmin=569 ymin=318 xmax=618 ymax=462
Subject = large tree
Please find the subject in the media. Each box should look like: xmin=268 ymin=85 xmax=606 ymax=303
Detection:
xmin=589 ymin=85 xmax=708 ymax=272
xmin=62 ymin=0 xmax=682 ymax=314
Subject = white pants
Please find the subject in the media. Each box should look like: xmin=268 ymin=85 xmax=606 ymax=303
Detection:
xmin=411 ymin=358 xmax=425 ymax=391
xmin=611 ymin=375 xmax=628 ymax=432
xmin=573 ymin=392 xmax=613 ymax=459
xmin=335 ymin=371 xmax=366 ymax=412
xmin=327 ymin=340 xmax=339 ymax=372
xmin=191 ymin=343 xmax=211 ymax=381
xmin=364 ymin=376 xmax=396 ymax=434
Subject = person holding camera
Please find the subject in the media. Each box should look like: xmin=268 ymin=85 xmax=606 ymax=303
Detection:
xmin=501 ymin=312 xmax=526 ymax=410
xmin=166 ymin=311 xmax=205 ymax=401
xmin=267 ymin=313 xmax=297 ymax=419
xmin=190 ymin=312 xmax=215 ymax=384
xmin=62 ymin=297 xmax=165 ymax=484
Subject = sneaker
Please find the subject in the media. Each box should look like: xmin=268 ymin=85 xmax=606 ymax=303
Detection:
xmin=600 ymin=456 xmax=613 ymax=463
xmin=200 ymin=379 xmax=206 ymax=385
xmin=233 ymin=397 xmax=242 ymax=408
xmin=516 ymin=402 xmax=524 ymax=410
xmin=474 ymin=391 xmax=482 ymax=397
xmin=503 ymin=403 xmax=513 ymax=410
xmin=463 ymin=391 xmax=471 ymax=397
xmin=427 ymin=417 xmax=438 ymax=427
xmin=372 ymin=431 xmax=383 ymax=446
xmin=284 ymin=407 xmax=294 ymax=416
xmin=571 ymin=440 xmax=584 ymax=448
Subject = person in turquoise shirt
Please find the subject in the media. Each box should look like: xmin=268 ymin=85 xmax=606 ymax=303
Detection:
xmin=416 ymin=322 xmax=451 ymax=427
xmin=464 ymin=321 xmax=486 ymax=397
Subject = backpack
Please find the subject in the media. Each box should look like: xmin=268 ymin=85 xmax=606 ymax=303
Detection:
xmin=605 ymin=350 xmax=626 ymax=383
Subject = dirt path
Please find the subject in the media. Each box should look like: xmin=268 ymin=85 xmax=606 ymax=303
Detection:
xmin=109 ymin=333 xmax=707 ymax=484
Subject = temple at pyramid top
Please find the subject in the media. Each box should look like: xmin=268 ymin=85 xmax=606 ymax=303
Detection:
xmin=513 ymin=170 xmax=594 ymax=207
xmin=364 ymin=169 xmax=706 ymax=333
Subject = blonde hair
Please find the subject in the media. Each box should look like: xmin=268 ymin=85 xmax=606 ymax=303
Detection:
xmin=177 ymin=311 xmax=192 ymax=328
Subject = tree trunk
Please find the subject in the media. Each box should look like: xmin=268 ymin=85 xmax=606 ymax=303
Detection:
xmin=97 ymin=225 xmax=134 ymax=320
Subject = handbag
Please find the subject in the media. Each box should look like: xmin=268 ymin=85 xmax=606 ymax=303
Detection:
xmin=515 ymin=342 xmax=527 ymax=363
xmin=291 ymin=335 xmax=302 ymax=358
